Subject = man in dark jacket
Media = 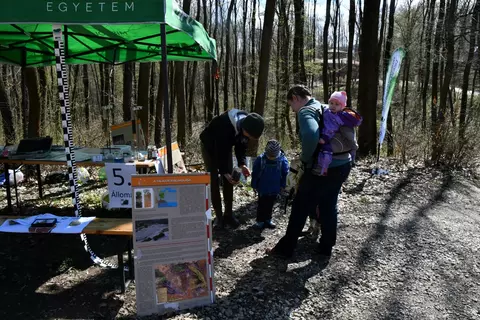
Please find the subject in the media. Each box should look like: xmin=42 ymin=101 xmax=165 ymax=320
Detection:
xmin=200 ymin=109 xmax=265 ymax=228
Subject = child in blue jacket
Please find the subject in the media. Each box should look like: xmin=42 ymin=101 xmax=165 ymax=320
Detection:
xmin=251 ymin=140 xmax=289 ymax=229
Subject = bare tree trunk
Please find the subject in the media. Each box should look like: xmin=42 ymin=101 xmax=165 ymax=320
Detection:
xmin=357 ymin=0 xmax=381 ymax=157
xmin=448 ymin=87 xmax=455 ymax=127
xmin=346 ymin=0 xmax=356 ymax=99
xmin=459 ymin=0 xmax=479 ymax=140
xmin=402 ymin=54 xmax=410 ymax=130
xmin=422 ymin=0 xmax=436 ymax=131
xmin=99 ymin=64 xmax=105 ymax=112
xmin=38 ymin=67 xmax=47 ymax=135
xmin=123 ymin=62 xmax=133 ymax=121
xmin=323 ymin=0 xmax=332 ymax=101
xmin=26 ymin=68 xmax=41 ymax=138
xmin=203 ymin=0 xmax=213 ymax=122
xmin=275 ymin=18 xmax=281 ymax=141
xmin=0 ymin=66 xmax=16 ymax=144
xmin=69 ymin=65 xmax=80 ymax=112
xmin=332 ymin=0 xmax=337 ymax=91
xmin=254 ymin=0 xmax=277 ymax=117
xmin=175 ymin=61 xmax=186 ymax=148
xmin=233 ymin=4 xmax=240 ymax=109
xmin=10 ymin=66 xmax=21 ymax=129
xmin=187 ymin=0 xmax=201 ymax=133
xmin=279 ymin=0 xmax=294 ymax=146
xmin=21 ymin=67 xmax=28 ymax=138
xmin=155 ymin=62 xmax=165 ymax=146
xmin=384 ymin=0 xmax=396 ymax=156
xmin=378 ymin=0 xmax=387 ymax=66
xmin=81 ymin=65 xmax=90 ymax=128
xmin=149 ymin=64 xmax=156 ymax=123
xmin=188 ymin=62 xmax=197 ymax=131
xmin=103 ymin=65 xmax=111 ymax=108
xmin=223 ymin=0 xmax=236 ymax=112
xmin=434 ymin=0 xmax=457 ymax=162
xmin=293 ymin=0 xmax=307 ymax=84
xmin=250 ymin=0 xmax=257 ymax=112
xmin=468 ymin=66 xmax=478 ymax=124
xmin=204 ymin=63 xmax=213 ymax=121
xmin=137 ymin=63 xmax=151 ymax=143
xmin=431 ymin=0 xmax=445 ymax=141
xmin=241 ymin=0 xmax=248 ymax=110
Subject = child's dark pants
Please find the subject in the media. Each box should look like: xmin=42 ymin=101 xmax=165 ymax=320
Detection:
xmin=256 ymin=195 xmax=277 ymax=222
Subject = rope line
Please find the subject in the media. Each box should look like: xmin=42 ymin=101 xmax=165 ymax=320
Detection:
xmin=53 ymin=25 xmax=120 ymax=270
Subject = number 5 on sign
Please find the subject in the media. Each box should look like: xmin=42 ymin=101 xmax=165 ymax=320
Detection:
xmin=105 ymin=163 xmax=136 ymax=208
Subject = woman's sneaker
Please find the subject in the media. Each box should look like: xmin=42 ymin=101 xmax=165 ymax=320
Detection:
xmin=253 ymin=221 xmax=265 ymax=229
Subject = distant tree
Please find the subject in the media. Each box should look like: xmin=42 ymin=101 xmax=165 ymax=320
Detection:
xmin=357 ymin=0 xmax=381 ymax=157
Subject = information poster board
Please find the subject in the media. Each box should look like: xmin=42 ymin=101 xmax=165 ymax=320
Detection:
xmin=111 ymin=120 xmax=146 ymax=149
xmin=157 ymin=142 xmax=187 ymax=173
xmin=131 ymin=173 xmax=214 ymax=316
xmin=105 ymin=163 xmax=136 ymax=208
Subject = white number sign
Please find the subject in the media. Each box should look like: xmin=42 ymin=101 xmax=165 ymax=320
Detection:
xmin=105 ymin=163 xmax=136 ymax=208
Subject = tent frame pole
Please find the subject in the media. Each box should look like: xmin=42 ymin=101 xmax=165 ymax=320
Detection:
xmin=160 ymin=23 xmax=173 ymax=173
xmin=21 ymin=49 xmax=27 ymax=139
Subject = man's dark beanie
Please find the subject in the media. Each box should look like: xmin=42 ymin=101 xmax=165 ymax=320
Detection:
xmin=241 ymin=113 xmax=264 ymax=139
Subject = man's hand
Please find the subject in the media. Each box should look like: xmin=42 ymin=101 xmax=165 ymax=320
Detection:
xmin=319 ymin=138 xmax=326 ymax=144
xmin=240 ymin=165 xmax=251 ymax=177
xmin=224 ymin=173 xmax=239 ymax=185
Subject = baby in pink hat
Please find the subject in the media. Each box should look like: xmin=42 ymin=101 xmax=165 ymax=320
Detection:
xmin=314 ymin=91 xmax=363 ymax=175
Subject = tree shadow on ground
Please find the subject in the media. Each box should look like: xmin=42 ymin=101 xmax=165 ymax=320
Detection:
xmin=213 ymin=199 xmax=266 ymax=259
xmin=213 ymin=255 xmax=330 ymax=318
xmin=378 ymin=173 xmax=479 ymax=319
xmin=327 ymin=170 xmax=459 ymax=318
xmin=0 ymin=232 xmax=127 ymax=319
xmin=153 ymin=237 xmax=331 ymax=320
xmin=343 ymin=167 xmax=375 ymax=194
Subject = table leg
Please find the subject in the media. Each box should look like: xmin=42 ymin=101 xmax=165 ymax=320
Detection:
xmin=118 ymin=251 xmax=126 ymax=294
xmin=37 ymin=164 xmax=43 ymax=199
xmin=127 ymin=237 xmax=134 ymax=280
xmin=4 ymin=163 xmax=12 ymax=211
xmin=13 ymin=166 xmax=19 ymax=209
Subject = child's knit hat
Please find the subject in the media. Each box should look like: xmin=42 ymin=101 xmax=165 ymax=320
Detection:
xmin=329 ymin=91 xmax=348 ymax=108
xmin=265 ymin=140 xmax=281 ymax=158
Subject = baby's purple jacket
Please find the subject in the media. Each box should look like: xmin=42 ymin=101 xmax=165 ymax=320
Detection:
xmin=321 ymin=107 xmax=363 ymax=152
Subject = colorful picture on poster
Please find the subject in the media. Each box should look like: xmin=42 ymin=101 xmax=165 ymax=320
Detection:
xmin=143 ymin=189 xmax=153 ymax=208
xmin=135 ymin=219 xmax=169 ymax=243
xmin=134 ymin=188 xmax=154 ymax=209
xmin=154 ymin=260 xmax=209 ymax=303
xmin=157 ymin=187 xmax=178 ymax=208
xmin=135 ymin=190 xmax=143 ymax=209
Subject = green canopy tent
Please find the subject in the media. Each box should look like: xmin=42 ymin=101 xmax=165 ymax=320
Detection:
xmin=0 ymin=0 xmax=216 ymax=267
xmin=0 ymin=0 xmax=217 ymax=170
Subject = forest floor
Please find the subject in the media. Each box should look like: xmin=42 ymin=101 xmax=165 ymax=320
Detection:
xmin=0 ymin=159 xmax=479 ymax=320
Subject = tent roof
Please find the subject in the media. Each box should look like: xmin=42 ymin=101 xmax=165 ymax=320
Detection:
xmin=0 ymin=0 xmax=217 ymax=66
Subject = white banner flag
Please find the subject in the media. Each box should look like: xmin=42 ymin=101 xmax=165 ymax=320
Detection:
xmin=379 ymin=48 xmax=406 ymax=146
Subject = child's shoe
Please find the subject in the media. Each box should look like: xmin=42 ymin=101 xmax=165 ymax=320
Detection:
xmin=264 ymin=219 xmax=276 ymax=229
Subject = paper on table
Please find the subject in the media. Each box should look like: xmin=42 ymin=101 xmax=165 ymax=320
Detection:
xmin=0 ymin=214 xmax=96 ymax=234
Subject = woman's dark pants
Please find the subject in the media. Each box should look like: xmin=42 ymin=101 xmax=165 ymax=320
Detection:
xmin=272 ymin=162 xmax=351 ymax=257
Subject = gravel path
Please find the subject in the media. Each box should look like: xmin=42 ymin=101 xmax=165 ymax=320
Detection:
xmin=1 ymin=162 xmax=479 ymax=319
xmin=116 ymin=163 xmax=480 ymax=319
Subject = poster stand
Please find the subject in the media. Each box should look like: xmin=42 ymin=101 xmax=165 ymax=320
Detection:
xmin=131 ymin=173 xmax=214 ymax=316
